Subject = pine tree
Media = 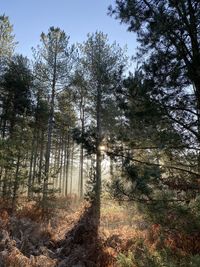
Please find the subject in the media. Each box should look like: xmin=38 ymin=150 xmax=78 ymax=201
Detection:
xmin=0 ymin=55 xmax=32 ymax=205
xmin=33 ymin=27 xmax=76 ymax=202
xmin=109 ymin=0 xmax=200 ymax=172
xmin=79 ymin=32 xmax=127 ymax=214
xmin=0 ymin=14 xmax=16 ymax=73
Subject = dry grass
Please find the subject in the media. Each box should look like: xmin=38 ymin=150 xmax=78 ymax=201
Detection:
xmin=0 ymin=198 xmax=199 ymax=266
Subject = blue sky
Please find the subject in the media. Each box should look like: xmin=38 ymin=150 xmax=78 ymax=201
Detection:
xmin=1 ymin=0 xmax=137 ymax=64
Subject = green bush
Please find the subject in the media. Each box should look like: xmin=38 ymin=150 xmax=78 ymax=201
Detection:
xmin=117 ymin=251 xmax=135 ymax=267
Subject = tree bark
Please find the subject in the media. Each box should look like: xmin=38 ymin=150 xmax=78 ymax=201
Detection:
xmin=43 ymin=87 xmax=55 ymax=201
xmin=65 ymin=134 xmax=70 ymax=196
xmin=95 ymin=83 xmax=102 ymax=219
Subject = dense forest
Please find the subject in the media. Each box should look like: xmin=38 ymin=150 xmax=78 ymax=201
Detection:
xmin=0 ymin=0 xmax=200 ymax=266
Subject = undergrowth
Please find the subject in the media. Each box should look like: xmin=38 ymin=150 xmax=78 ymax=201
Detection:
xmin=0 ymin=197 xmax=200 ymax=266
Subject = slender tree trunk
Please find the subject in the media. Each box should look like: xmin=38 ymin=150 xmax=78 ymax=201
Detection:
xmin=2 ymin=169 xmax=8 ymax=199
xmin=38 ymin=130 xmax=45 ymax=185
xmin=78 ymin=94 xmax=86 ymax=199
xmin=43 ymin=77 xmax=56 ymax=202
xmin=63 ymin=137 xmax=67 ymax=195
xmin=95 ymin=84 xmax=102 ymax=220
xmin=59 ymin=133 xmax=64 ymax=193
xmin=70 ymin=141 xmax=74 ymax=195
xmin=28 ymin=136 xmax=35 ymax=198
xmin=79 ymin=110 xmax=85 ymax=198
xmin=79 ymin=143 xmax=84 ymax=198
xmin=53 ymin=135 xmax=58 ymax=189
xmin=12 ymin=153 xmax=20 ymax=211
xmin=56 ymin=135 xmax=61 ymax=191
xmin=65 ymin=134 xmax=70 ymax=197
xmin=32 ymin=130 xmax=39 ymax=188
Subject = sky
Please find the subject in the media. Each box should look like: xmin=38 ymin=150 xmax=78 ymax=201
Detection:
xmin=1 ymin=0 xmax=137 ymax=65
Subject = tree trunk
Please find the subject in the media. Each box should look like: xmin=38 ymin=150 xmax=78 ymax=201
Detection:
xmin=65 ymin=134 xmax=70 ymax=197
xmin=95 ymin=84 xmax=102 ymax=219
xmin=38 ymin=130 xmax=45 ymax=185
xmin=32 ymin=130 xmax=39 ymax=188
xmin=12 ymin=153 xmax=20 ymax=211
xmin=2 ymin=170 xmax=8 ymax=199
xmin=43 ymin=66 xmax=56 ymax=202
xmin=79 ymin=143 xmax=84 ymax=198
xmin=62 ymin=138 xmax=67 ymax=195
xmin=70 ymin=141 xmax=74 ymax=195
xmin=28 ymin=136 xmax=35 ymax=198
xmin=59 ymin=133 xmax=64 ymax=193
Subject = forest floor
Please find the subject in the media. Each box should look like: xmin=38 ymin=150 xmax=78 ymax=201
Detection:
xmin=0 ymin=197 xmax=198 ymax=267
xmin=0 ymin=197 xmax=146 ymax=267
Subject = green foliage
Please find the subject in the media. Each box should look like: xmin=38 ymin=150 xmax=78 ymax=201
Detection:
xmin=110 ymin=0 xmax=200 ymax=167
xmin=117 ymin=240 xmax=200 ymax=267
xmin=0 ymin=14 xmax=16 ymax=71
xmin=33 ymin=26 xmax=76 ymax=89
xmin=110 ymin=159 xmax=162 ymax=202
xmin=72 ymin=126 xmax=96 ymax=155
xmin=79 ymin=31 xmax=127 ymax=127
xmin=0 ymin=54 xmax=33 ymax=205
xmin=1 ymin=55 xmax=32 ymax=121
xmin=117 ymin=251 xmax=134 ymax=267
